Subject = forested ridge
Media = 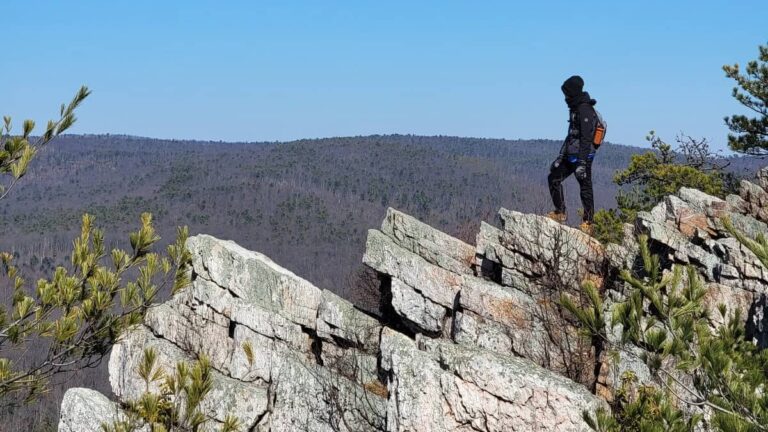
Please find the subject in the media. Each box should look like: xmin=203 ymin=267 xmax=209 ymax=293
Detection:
xmin=1 ymin=134 xmax=637 ymax=288
xmin=3 ymin=134 xmax=764 ymax=291
xmin=0 ymin=133 xmax=762 ymax=429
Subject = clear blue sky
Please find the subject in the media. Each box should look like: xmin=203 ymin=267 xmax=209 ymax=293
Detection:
xmin=2 ymin=1 xmax=766 ymax=150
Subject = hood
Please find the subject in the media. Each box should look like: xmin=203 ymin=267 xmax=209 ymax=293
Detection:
xmin=561 ymin=75 xmax=597 ymax=109
xmin=561 ymin=75 xmax=584 ymax=99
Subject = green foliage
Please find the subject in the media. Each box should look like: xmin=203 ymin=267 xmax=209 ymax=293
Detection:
xmin=560 ymin=280 xmax=608 ymax=387
xmin=560 ymin=281 xmax=606 ymax=344
xmin=613 ymin=237 xmax=709 ymax=374
xmin=592 ymin=209 xmax=625 ymax=244
xmin=584 ymin=374 xmax=700 ymax=432
xmin=700 ymin=306 xmax=768 ymax=431
xmin=102 ymin=348 xmax=243 ymax=432
xmin=0 ymin=88 xmax=194 ymax=407
xmin=723 ymin=44 xmax=768 ymax=155
xmin=0 ymin=86 xmax=90 ymax=200
xmin=0 ymin=216 xmax=191 ymax=405
xmin=569 ymin=230 xmax=768 ymax=431
xmin=614 ymin=132 xmax=726 ymax=217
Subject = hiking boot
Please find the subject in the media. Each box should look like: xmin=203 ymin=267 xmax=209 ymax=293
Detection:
xmin=546 ymin=211 xmax=567 ymax=223
xmin=580 ymin=221 xmax=594 ymax=236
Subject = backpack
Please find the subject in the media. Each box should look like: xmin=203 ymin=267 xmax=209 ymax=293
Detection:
xmin=592 ymin=108 xmax=607 ymax=147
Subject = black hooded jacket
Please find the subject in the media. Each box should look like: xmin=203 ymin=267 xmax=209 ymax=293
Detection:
xmin=560 ymin=76 xmax=598 ymax=161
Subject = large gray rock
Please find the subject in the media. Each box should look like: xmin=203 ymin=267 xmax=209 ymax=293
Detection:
xmin=316 ymin=288 xmax=382 ymax=352
xmin=477 ymin=211 xmax=606 ymax=296
xmin=363 ymin=228 xmax=460 ymax=335
xmin=381 ymin=328 xmax=606 ymax=431
xmin=598 ymin=184 xmax=768 ymax=403
xmin=366 ymin=217 xmax=572 ymax=370
xmin=58 ymin=388 xmax=135 ymax=432
xmin=452 ymin=310 xmax=514 ymax=354
xmin=741 ymin=180 xmax=768 ymax=223
xmin=261 ymin=353 xmax=386 ymax=432
xmin=102 ymin=234 xmax=389 ymax=431
xmin=473 ymin=213 xmax=601 ymax=380
xmin=389 ymin=277 xmax=446 ymax=334
xmin=364 ymin=229 xmax=463 ymax=309
xmin=188 ymin=234 xmax=323 ymax=328
xmin=637 ymin=189 xmax=768 ymax=301
xmin=381 ymin=207 xmax=476 ymax=275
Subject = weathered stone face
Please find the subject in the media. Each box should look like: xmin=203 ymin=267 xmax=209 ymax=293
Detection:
xmin=381 ymin=207 xmax=477 ymax=276
xmin=59 ymin=388 xmax=142 ymax=432
xmin=381 ymin=329 xmax=605 ymax=431
xmin=65 ymin=234 xmax=388 ymax=432
xmin=60 ymin=168 xmax=768 ymax=432
xmin=636 ymin=184 xmax=768 ymax=344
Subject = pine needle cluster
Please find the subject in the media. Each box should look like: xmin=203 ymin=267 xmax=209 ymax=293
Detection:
xmin=0 ymin=88 xmax=193 ymax=407
xmin=723 ymin=44 xmax=768 ymax=155
xmin=0 ymin=215 xmax=191 ymax=405
xmin=566 ymin=231 xmax=768 ymax=431
xmin=101 ymin=348 xmax=242 ymax=432
xmin=0 ymin=86 xmax=90 ymax=200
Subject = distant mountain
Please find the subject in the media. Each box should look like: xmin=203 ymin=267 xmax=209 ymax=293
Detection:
xmin=1 ymin=134 xmax=762 ymax=295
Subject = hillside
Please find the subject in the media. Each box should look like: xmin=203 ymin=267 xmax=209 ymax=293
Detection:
xmin=6 ymin=133 xmax=760 ymax=297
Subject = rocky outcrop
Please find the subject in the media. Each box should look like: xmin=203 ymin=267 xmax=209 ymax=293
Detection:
xmin=60 ymin=169 xmax=768 ymax=431
xmin=635 ymin=185 xmax=768 ymax=342
xmin=109 ymin=235 xmax=388 ymax=431
xmin=364 ymin=208 xmax=599 ymax=385
xmin=595 ymin=179 xmax=768 ymax=401
xmin=59 ymin=214 xmax=606 ymax=431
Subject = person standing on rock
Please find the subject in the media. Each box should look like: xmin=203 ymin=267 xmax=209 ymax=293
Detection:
xmin=547 ymin=75 xmax=601 ymax=235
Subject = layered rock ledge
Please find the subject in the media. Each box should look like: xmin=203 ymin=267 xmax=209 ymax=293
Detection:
xmin=59 ymin=167 xmax=768 ymax=432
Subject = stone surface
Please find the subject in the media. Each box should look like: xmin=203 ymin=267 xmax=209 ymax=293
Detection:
xmin=363 ymin=228 xmax=460 ymax=335
xmin=740 ymin=178 xmax=768 ymax=223
xmin=58 ymin=388 xmax=136 ymax=432
xmin=457 ymin=276 xmax=549 ymax=359
xmin=364 ymin=229 xmax=463 ymax=309
xmin=316 ymin=288 xmax=381 ymax=351
xmin=381 ymin=207 xmax=476 ymax=275
xmin=109 ymin=326 xmax=270 ymax=427
xmin=477 ymin=211 xmax=606 ymax=295
xmin=381 ymin=329 xmax=605 ymax=431
xmin=452 ymin=310 xmax=514 ymax=354
xmin=389 ymin=277 xmax=446 ymax=334
xmin=188 ymin=234 xmax=323 ymax=328
xmin=637 ymin=187 xmax=768 ymax=298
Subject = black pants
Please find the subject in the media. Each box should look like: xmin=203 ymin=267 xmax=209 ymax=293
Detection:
xmin=548 ymin=157 xmax=594 ymax=222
